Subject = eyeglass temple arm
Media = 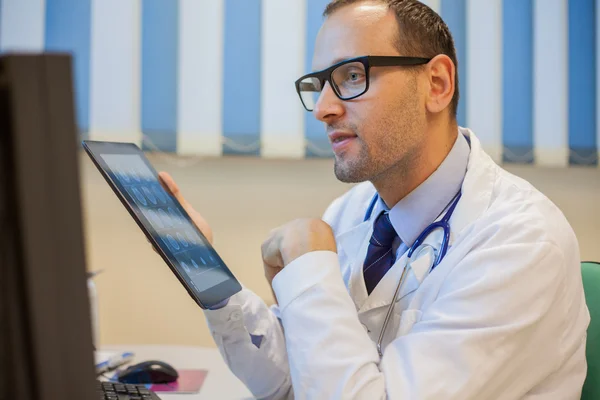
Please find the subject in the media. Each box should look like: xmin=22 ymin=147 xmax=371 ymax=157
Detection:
xmin=368 ymin=56 xmax=431 ymax=67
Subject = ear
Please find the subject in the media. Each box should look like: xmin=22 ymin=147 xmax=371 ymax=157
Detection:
xmin=424 ymin=54 xmax=455 ymax=115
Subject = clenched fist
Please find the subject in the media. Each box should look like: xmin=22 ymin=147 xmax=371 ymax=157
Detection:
xmin=261 ymin=218 xmax=337 ymax=285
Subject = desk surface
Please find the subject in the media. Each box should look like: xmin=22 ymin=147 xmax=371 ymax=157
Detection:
xmin=102 ymin=344 xmax=254 ymax=400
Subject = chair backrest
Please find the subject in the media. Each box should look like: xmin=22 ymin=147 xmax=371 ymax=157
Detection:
xmin=581 ymin=261 xmax=600 ymax=400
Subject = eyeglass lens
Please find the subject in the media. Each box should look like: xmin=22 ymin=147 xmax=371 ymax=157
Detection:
xmin=298 ymin=61 xmax=367 ymax=111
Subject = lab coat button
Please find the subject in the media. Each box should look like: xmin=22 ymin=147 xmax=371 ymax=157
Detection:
xmin=230 ymin=310 xmax=242 ymax=321
xmin=361 ymin=322 xmax=370 ymax=333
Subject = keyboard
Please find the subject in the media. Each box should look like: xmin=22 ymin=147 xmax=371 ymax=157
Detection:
xmin=97 ymin=381 xmax=162 ymax=399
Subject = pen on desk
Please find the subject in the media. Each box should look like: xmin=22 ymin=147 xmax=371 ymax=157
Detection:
xmin=108 ymin=352 xmax=135 ymax=370
xmin=97 ymin=352 xmax=135 ymax=374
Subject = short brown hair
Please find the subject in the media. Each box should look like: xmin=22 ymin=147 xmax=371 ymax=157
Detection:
xmin=323 ymin=0 xmax=459 ymax=118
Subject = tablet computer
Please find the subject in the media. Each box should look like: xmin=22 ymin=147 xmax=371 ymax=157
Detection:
xmin=83 ymin=140 xmax=241 ymax=309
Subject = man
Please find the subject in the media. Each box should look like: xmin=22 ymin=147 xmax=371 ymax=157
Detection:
xmin=160 ymin=0 xmax=589 ymax=398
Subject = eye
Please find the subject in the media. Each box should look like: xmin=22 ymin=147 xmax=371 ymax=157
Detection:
xmin=345 ymin=70 xmax=365 ymax=83
xmin=348 ymin=71 xmax=363 ymax=81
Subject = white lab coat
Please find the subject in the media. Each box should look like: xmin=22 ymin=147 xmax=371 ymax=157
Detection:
xmin=204 ymin=128 xmax=590 ymax=400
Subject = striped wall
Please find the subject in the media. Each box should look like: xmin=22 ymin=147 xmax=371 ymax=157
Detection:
xmin=0 ymin=0 xmax=597 ymax=166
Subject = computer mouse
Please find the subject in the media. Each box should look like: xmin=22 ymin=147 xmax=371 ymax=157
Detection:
xmin=116 ymin=360 xmax=179 ymax=384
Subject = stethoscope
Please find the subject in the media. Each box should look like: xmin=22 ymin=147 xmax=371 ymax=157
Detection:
xmin=363 ymin=189 xmax=462 ymax=357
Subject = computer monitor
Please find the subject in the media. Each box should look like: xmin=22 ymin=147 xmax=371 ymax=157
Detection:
xmin=0 ymin=54 xmax=96 ymax=399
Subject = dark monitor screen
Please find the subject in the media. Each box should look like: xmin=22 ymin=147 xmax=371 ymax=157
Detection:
xmin=0 ymin=53 xmax=96 ymax=399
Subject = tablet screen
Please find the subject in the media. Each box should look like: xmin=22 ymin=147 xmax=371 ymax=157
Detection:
xmin=98 ymin=153 xmax=233 ymax=295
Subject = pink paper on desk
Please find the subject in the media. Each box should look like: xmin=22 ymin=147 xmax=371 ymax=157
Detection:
xmin=148 ymin=369 xmax=208 ymax=393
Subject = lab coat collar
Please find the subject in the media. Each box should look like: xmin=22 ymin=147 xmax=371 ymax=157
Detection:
xmin=335 ymin=128 xmax=495 ymax=313
xmin=449 ymin=128 xmax=495 ymax=235
xmin=335 ymin=219 xmax=372 ymax=309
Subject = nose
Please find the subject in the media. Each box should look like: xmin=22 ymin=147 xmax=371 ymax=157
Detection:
xmin=312 ymin=81 xmax=344 ymax=123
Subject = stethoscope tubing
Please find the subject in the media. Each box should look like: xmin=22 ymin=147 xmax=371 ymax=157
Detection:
xmin=366 ymin=190 xmax=462 ymax=356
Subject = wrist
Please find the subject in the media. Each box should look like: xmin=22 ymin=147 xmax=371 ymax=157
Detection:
xmin=207 ymin=297 xmax=230 ymax=310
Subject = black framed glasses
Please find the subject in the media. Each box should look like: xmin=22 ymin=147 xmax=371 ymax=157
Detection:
xmin=295 ymin=55 xmax=431 ymax=111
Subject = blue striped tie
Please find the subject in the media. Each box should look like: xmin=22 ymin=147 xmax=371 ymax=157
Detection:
xmin=363 ymin=212 xmax=398 ymax=294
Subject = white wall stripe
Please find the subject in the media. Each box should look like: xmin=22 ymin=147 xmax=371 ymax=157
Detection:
xmin=419 ymin=0 xmax=440 ymax=14
xmin=466 ymin=0 xmax=502 ymax=163
xmin=0 ymin=0 xmax=45 ymax=51
xmin=260 ymin=0 xmax=306 ymax=158
xmin=533 ymin=0 xmax=568 ymax=167
xmin=177 ymin=0 xmax=224 ymax=156
xmin=89 ymin=0 xmax=141 ymax=145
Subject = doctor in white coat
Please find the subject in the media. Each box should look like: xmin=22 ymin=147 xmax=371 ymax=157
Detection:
xmin=159 ymin=0 xmax=589 ymax=398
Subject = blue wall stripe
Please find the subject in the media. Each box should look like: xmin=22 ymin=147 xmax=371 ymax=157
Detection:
xmin=304 ymin=0 xmax=331 ymax=158
xmin=441 ymin=0 xmax=467 ymax=127
xmin=222 ymin=0 xmax=262 ymax=156
xmin=568 ymin=0 xmax=597 ymax=165
xmin=141 ymin=0 xmax=179 ymax=153
xmin=45 ymin=0 xmax=92 ymax=136
xmin=502 ymin=0 xmax=533 ymax=163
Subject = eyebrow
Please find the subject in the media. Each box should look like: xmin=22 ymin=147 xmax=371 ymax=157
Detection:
xmin=312 ymin=56 xmax=355 ymax=73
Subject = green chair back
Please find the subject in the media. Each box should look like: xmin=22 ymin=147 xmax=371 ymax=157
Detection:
xmin=581 ymin=261 xmax=600 ymax=400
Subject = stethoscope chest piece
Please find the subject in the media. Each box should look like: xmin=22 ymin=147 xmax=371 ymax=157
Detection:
xmin=407 ymin=243 xmax=437 ymax=283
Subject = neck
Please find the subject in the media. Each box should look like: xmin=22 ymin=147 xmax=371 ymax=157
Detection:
xmin=372 ymin=119 xmax=458 ymax=208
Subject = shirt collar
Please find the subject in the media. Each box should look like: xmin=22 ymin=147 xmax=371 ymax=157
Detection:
xmin=373 ymin=130 xmax=470 ymax=246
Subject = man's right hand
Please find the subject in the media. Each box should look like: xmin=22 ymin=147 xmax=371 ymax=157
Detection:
xmin=158 ymin=171 xmax=214 ymax=245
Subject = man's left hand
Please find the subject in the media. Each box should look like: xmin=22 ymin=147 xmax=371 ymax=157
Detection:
xmin=261 ymin=218 xmax=337 ymax=286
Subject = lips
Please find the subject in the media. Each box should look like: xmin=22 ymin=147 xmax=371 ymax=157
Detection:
xmin=328 ymin=131 xmax=357 ymax=153
xmin=328 ymin=131 xmax=357 ymax=143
